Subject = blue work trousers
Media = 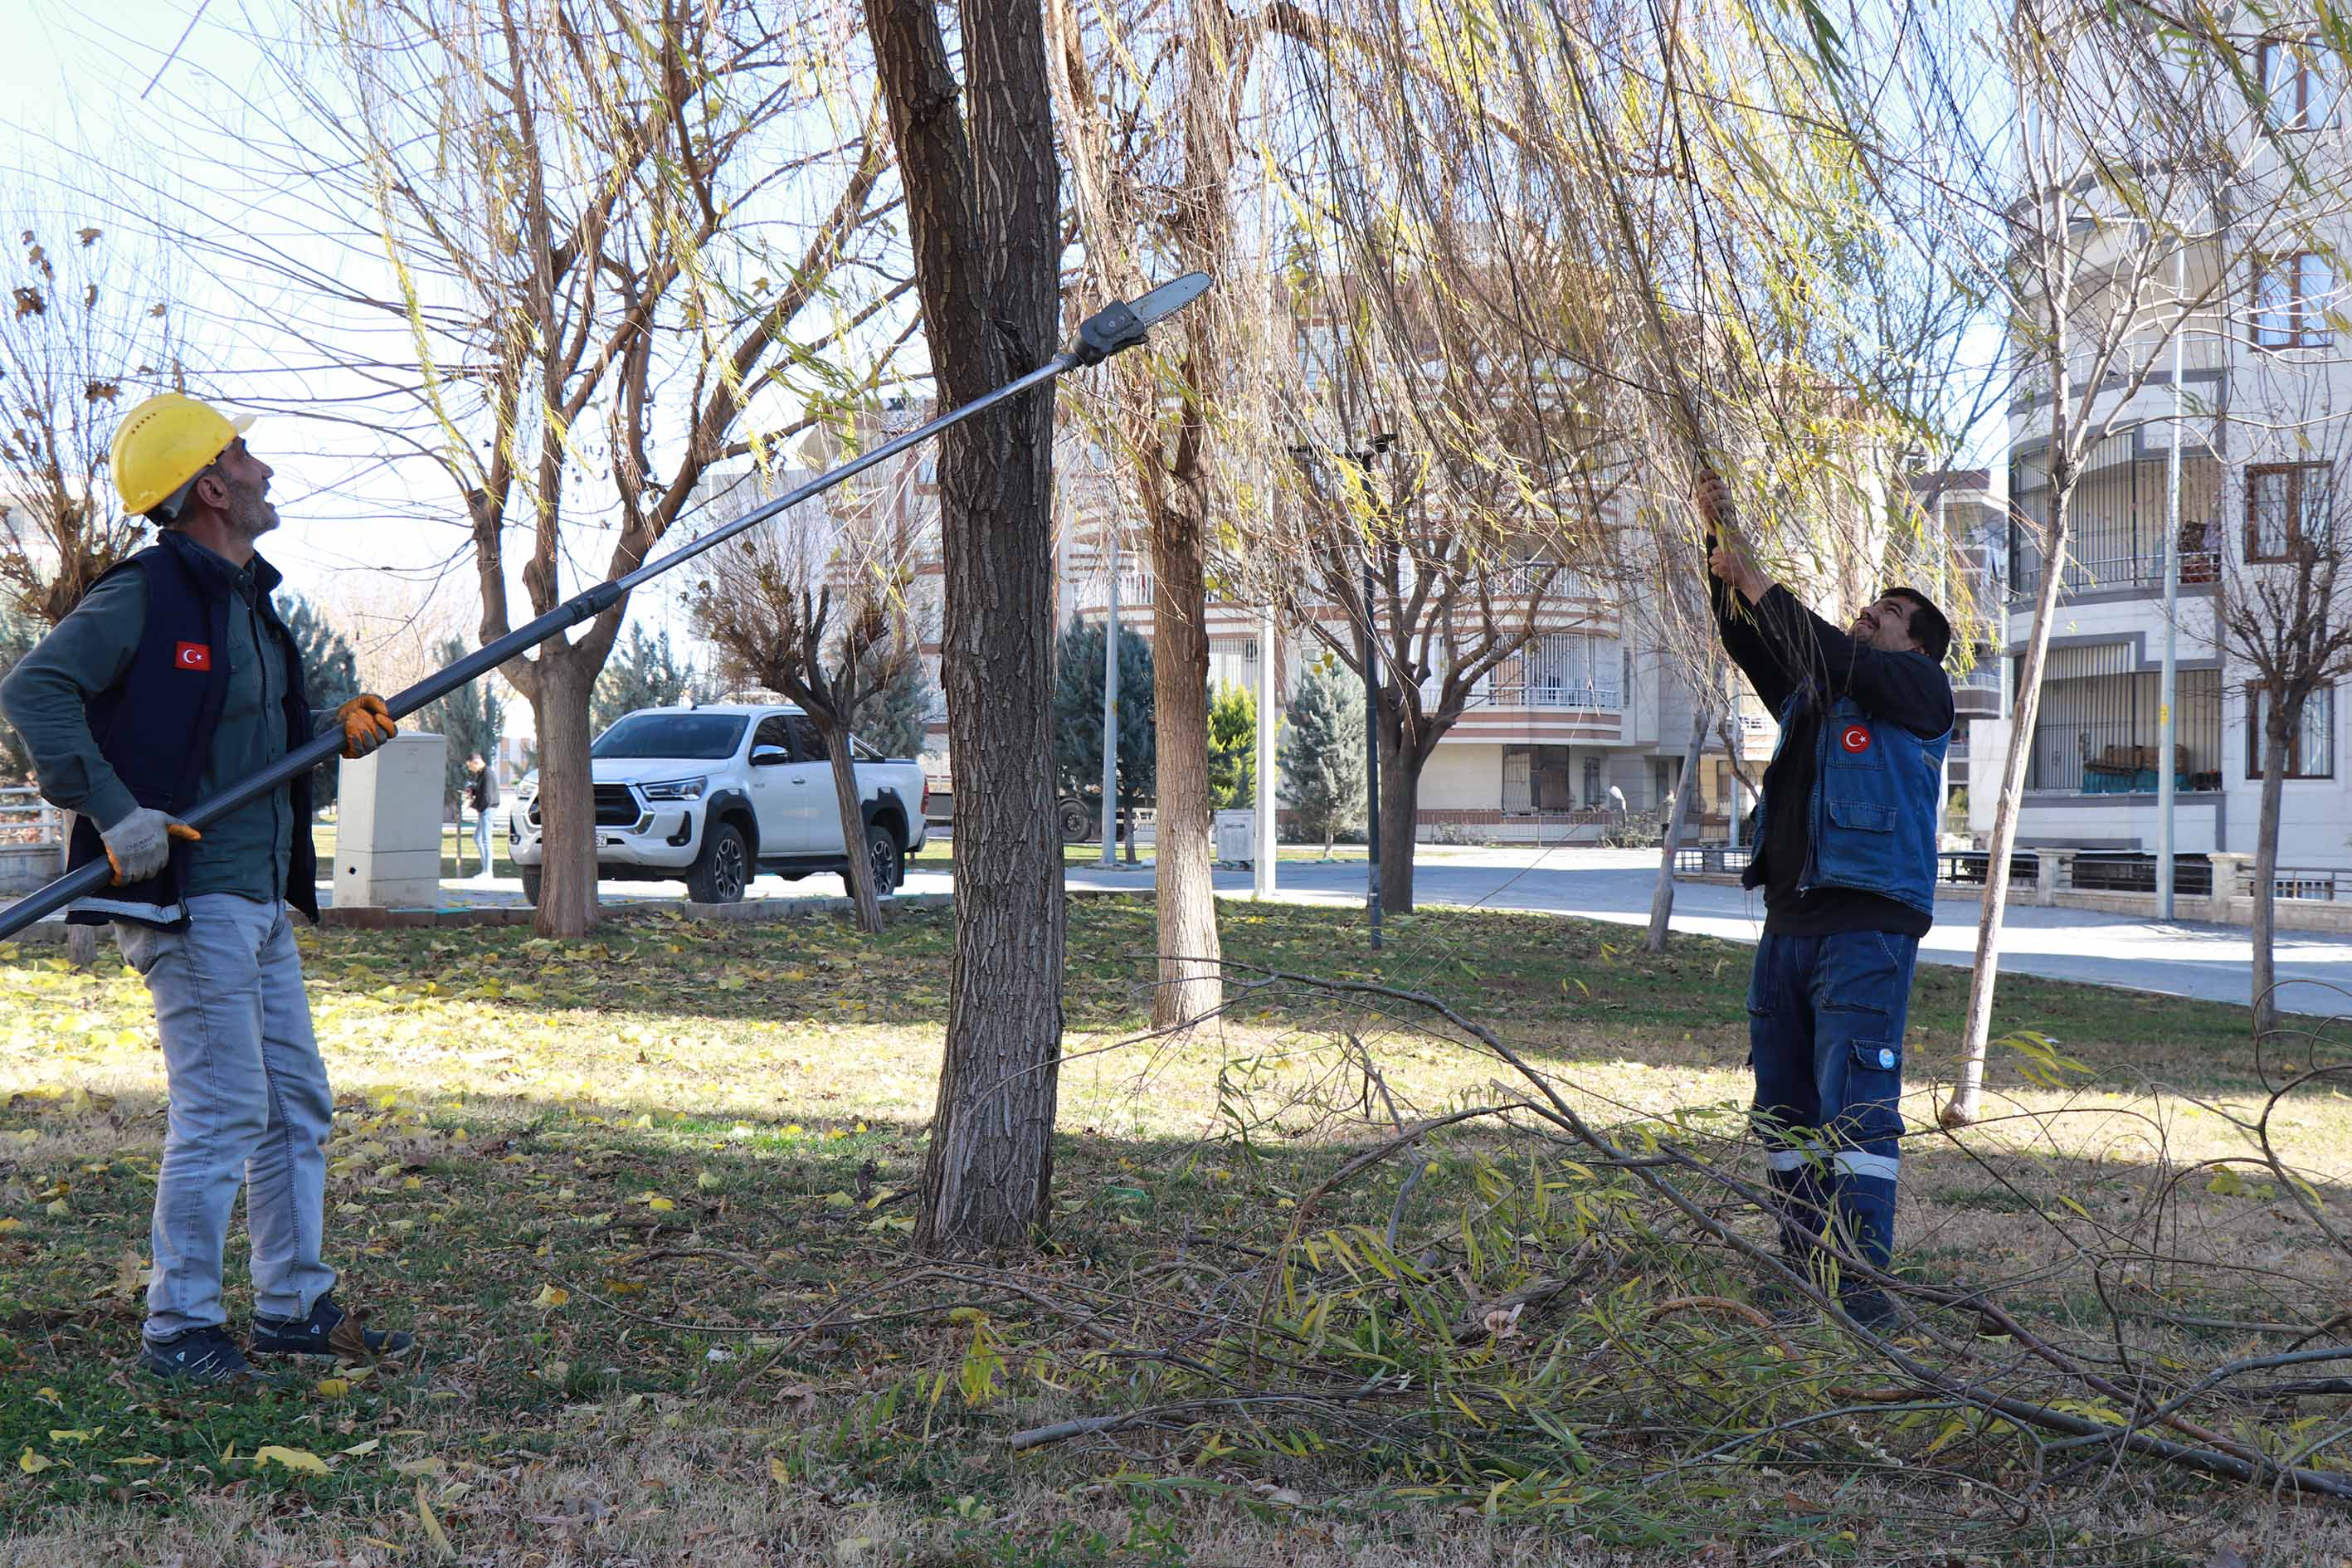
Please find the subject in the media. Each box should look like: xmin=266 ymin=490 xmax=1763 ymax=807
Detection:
xmin=1746 ymin=928 xmax=1918 ymax=1306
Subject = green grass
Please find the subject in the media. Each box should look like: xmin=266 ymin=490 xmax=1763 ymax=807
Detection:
xmin=0 ymin=899 xmax=2336 ymax=1563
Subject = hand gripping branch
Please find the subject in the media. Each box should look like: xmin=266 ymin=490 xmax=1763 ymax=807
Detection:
xmin=0 ymin=274 xmax=1212 ymax=941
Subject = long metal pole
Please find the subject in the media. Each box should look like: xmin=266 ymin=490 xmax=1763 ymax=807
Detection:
xmin=1101 ymin=520 xmax=1120 ymax=869
xmin=2158 ymin=238 xmax=2185 ymax=920
xmin=1254 ymin=606 xmax=1277 ymax=898
xmin=0 ymin=275 xmax=1216 ymax=941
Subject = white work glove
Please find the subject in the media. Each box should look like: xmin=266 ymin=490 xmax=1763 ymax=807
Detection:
xmin=100 ymin=807 xmax=202 ymax=884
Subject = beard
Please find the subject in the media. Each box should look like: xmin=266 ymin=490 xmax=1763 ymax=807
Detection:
xmin=226 ymin=473 xmax=280 ymax=543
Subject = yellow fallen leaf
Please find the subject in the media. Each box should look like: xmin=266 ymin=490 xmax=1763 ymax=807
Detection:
xmin=392 ymin=1457 xmax=446 ymax=1478
xmin=604 ymin=1278 xmax=646 ymax=1295
xmin=47 ymin=1429 xmax=96 ymax=1443
xmin=113 ymin=1454 xmax=166 ymax=1466
xmin=417 ymin=1480 xmax=454 ymax=1558
xmin=316 ymin=1377 xmax=352 ymax=1398
xmin=45 ymin=1199 xmax=69 ymax=1217
xmin=647 ymin=1196 xmax=674 ymax=1212
xmin=533 ymin=1284 xmax=570 ymax=1309
xmin=0 ymin=1217 xmax=22 ymax=1234
xmin=18 ymin=1449 xmax=51 ymax=1474
xmin=254 ymin=1444 xmax=330 ymax=1476
xmin=696 ymin=1171 xmax=722 ymax=1191
xmin=339 ymin=1438 xmax=382 ymax=1458
xmin=336 ymin=1202 xmax=365 ymax=1216
xmin=769 ymin=1453 xmax=791 ymax=1483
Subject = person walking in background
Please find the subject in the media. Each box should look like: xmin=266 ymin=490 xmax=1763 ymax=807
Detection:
xmin=465 ymin=753 xmax=499 ymax=879
xmin=0 ymin=393 xmax=419 ymax=1384
xmin=1699 ymin=469 xmax=1954 ymax=1331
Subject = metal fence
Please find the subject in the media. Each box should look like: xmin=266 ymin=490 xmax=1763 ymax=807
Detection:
xmin=1938 ymin=850 xmax=2042 ymax=889
xmin=0 ymin=786 xmax=62 ymax=848
xmin=2069 ymin=851 xmax=2215 ymax=897
xmin=2258 ymin=866 xmax=2352 ymax=902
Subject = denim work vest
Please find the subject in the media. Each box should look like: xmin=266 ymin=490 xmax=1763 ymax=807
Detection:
xmin=1755 ymin=680 xmax=1949 ymax=915
xmin=66 ymin=531 xmax=318 ymax=928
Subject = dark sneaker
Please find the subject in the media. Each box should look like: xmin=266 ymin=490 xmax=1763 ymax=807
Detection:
xmin=141 ymin=1325 xmax=255 ymax=1385
xmin=250 ymin=1294 xmax=416 ymax=1361
xmin=1838 ymin=1290 xmax=1902 ymax=1335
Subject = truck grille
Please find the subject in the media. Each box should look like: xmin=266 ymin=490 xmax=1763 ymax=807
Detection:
xmin=594 ymin=784 xmax=641 ymax=827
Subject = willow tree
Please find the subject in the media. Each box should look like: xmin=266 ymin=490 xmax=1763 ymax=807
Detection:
xmin=236 ymin=0 xmax=898 ymax=936
xmin=1269 ymin=0 xmax=1965 ymax=920
xmin=1046 ymin=0 xmax=1285 ymax=1026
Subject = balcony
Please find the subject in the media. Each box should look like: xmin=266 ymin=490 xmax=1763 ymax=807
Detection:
xmin=2009 ymin=543 xmax=2220 ymax=602
xmin=1954 ymin=658 xmax=2002 ymax=721
xmin=1423 ymin=677 xmax=1623 ymax=714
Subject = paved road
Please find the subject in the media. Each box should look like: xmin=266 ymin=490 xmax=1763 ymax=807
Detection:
xmin=123 ymin=843 xmax=2317 ymax=1015
xmin=1054 ymin=846 xmax=2340 ymax=1015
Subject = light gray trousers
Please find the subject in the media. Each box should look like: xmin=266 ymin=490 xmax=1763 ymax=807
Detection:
xmin=116 ymin=894 xmax=338 ymax=1340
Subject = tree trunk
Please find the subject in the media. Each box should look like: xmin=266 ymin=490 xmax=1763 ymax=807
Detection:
xmin=868 ymin=0 xmax=1065 ymax=1255
xmin=1645 ymin=694 xmax=1712 ymax=953
xmin=1122 ymin=805 xmax=1137 ymax=865
xmin=526 ymin=654 xmax=601 ymax=938
xmin=1947 ymin=498 xmax=2072 ymax=1126
xmin=1150 ymin=510 xmax=1222 ymax=1029
xmin=2252 ymin=712 xmax=2291 ymax=1038
xmin=823 ymin=715 xmax=884 ymax=935
xmin=1377 ymin=718 xmax=1420 ymax=914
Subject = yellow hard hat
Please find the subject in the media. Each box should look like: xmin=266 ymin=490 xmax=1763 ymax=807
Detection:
xmin=110 ymin=392 xmax=255 ymax=517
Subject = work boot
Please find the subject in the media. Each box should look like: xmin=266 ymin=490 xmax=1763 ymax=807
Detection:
xmin=1837 ymin=1289 xmax=1902 ymax=1336
xmin=250 ymin=1293 xmax=416 ymax=1361
xmin=140 ymin=1325 xmax=255 ymax=1385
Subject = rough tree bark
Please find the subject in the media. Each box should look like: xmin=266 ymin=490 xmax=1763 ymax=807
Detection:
xmin=1152 ymin=515 xmax=1223 ymax=1026
xmin=819 ymin=713 xmax=885 ymax=935
xmin=519 ymin=655 xmax=601 ymax=937
xmin=868 ymin=0 xmax=1067 ymax=1253
xmin=1376 ymin=699 xmax=1421 ymax=915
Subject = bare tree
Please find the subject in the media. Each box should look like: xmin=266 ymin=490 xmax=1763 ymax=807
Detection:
xmin=864 ymin=0 xmax=1067 ymax=1254
xmin=2213 ymin=435 xmax=2352 ymax=1034
xmin=1926 ymin=7 xmax=2348 ymax=1122
xmin=0 ymin=207 xmax=187 ymax=965
xmin=0 ymin=217 xmax=181 ymax=626
xmin=1046 ymin=0 xmax=1279 ymax=1027
xmin=187 ymin=0 xmax=899 ymax=937
xmin=694 ymin=495 xmax=916 ymax=935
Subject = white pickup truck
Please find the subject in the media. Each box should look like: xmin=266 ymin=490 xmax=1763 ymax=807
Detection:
xmin=508 ymin=704 xmax=928 ymax=905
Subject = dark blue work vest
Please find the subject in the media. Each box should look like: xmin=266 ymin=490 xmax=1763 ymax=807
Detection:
xmin=66 ymin=529 xmax=317 ymax=928
xmin=1746 ymin=679 xmax=1949 ymax=916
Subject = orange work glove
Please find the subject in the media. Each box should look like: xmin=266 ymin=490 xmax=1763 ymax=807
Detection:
xmin=338 ymin=694 xmax=399 ymax=759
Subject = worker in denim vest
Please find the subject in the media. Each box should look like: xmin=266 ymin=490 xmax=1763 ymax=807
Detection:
xmin=1699 ymin=471 xmax=1953 ymax=1330
xmin=0 ymin=393 xmax=416 ymax=1384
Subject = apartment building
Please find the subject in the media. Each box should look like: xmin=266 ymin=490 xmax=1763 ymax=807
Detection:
xmin=1966 ymin=207 xmax=2350 ymax=869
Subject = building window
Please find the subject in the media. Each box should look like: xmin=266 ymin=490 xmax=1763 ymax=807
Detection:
xmin=2260 ymin=40 xmax=2336 ymax=131
xmin=2024 ymin=655 xmax=2223 ymax=792
xmin=2246 ymin=463 xmax=2330 ymax=561
xmin=2253 ymin=252 xmax=2335 ymax=348
xmin=2247 ymin=684 xmax=2336 ymax=779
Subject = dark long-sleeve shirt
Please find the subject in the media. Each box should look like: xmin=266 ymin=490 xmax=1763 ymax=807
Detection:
xmin=1712 ymin=572 xmax=1954 ymax=937
xmin=0 ymin=548 xmax=342 ymax=905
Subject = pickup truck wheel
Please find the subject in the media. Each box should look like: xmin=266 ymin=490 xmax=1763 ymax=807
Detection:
xmin=519 ymin=866 xmax=542 ymax=905
xmin=865 ymin=822 xmax=904 ymax=894
xmin=1056 ymin=796 xmax=1093 ymax=844
xmin=687 ymin=822 xmax=749 ymax=903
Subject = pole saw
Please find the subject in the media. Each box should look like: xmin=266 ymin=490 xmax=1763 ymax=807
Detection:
xmin=0 ymin=273 xmax=1213 ymax=942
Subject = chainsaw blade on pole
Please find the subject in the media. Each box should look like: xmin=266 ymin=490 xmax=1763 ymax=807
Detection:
xmin=1126 ymin=271 xmax=1210 ymax=329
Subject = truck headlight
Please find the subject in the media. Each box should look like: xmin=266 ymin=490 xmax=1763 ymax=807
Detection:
xmin=640 ymin=777 xmax=709 ymax=801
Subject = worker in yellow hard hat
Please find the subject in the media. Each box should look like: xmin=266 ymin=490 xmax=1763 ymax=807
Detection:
xmin=0 ymin=391 xmax=419 ymax=1382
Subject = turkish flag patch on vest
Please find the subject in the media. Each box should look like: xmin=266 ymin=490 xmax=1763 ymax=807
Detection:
xmin=1839 ymin=723 xmax=1872 ymax=754
xmin=174 ymin=641 xmax=212 ymax=671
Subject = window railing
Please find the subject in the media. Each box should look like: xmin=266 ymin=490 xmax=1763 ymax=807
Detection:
xmin=2010 ymin=548 xmax=2222 ymax=601
xmin=1475 ymin=680 xmax=1624 ymax=713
